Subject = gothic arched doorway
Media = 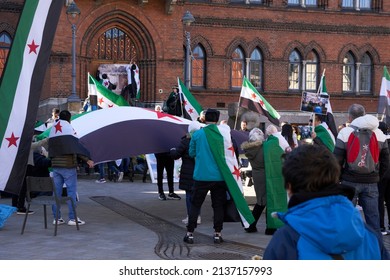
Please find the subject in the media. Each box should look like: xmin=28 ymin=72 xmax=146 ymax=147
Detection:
xmin=80 ymin=10 xmax=156 ymax=104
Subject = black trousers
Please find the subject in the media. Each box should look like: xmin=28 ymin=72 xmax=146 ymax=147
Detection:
xmin=187 ymin=181 xmax=227 ymax=233
xmin=155 ymin=153 xmax=174 ymax=194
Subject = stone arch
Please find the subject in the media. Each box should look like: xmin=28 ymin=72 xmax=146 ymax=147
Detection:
xmin=226 ymin=37 xmax=249 ymax=58
xmin=0 ymin=23 xmax=15 ymax=37
xmin=283 ymin=41 xmax=305 ymax=60
xmin=80 ymin=9 xmax=157 ymax=102
xmin=358 ymin=44 xmax=380 ymax=64
xmin=338 ymin=44 xmax=359 ymax=63
xmin=191 ymin=34 xmax=214 ymax=57
xmin=248 ymin=38 xmax=270 ymax=60
xmin=304 ymin=41 xmax=326 ymax=62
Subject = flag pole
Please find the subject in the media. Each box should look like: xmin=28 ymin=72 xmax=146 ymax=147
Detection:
xmin=234 ymin=77 xmax=245 ymax=130
xmin=177 ymin=77 xmax=184 ymax=117
xmin=234 ymin=98 xmax=241 ymax=130
xmin=317 ymin=69 xmax=326 ymax=95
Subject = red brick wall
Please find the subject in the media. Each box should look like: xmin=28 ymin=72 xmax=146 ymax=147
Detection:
xmin=2 ymin=0 xmax=390 ymax=116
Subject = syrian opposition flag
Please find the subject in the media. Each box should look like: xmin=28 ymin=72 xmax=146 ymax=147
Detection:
xmin=319 ymin=73 xmax=338 ymax=139
xmin=239 ymin=77 xmax=280 ymax=126
xmin=0 ymin=1 xmax=62 ymax=194
xmin=263 ymin=134 xmax=288 ymax=230
xmin=126 ymin=63 xmax=141 ymax=99
xmin=88 ymin=73 xmax=129 ymax=109
xmin=48 ymin=119 xmax=90 ymax=159
xmin=177 ymin=78 xmax=203 ymax=121
xmin=377 ymin=66 xmax=390 ymax=125
xmin=314 ymin=122 xmax=335 ymax=152
xmin=71 ymin=107 xmax=193 ymax=163
xmin=203 ymin=124 xmax=255 ymax=228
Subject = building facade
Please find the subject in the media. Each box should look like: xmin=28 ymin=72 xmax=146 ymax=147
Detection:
xmin=1 ymin=0 xmax=390 ymax=125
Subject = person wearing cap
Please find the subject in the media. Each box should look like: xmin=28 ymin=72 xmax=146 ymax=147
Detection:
xmin=184 ymin=108 xmax=231 ymax=244
xmin=166 ymin=86 xmax=184 ymax=117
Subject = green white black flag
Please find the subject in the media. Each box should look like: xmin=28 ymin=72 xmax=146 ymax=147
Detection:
xmin=0 ymin=1 xmax=62 ymax=194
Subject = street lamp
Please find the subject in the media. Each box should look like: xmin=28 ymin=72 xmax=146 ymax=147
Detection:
xmin=182 ymin=11 xmax=195 ymax=89
xmin=66 ymin=2 xmax=81 ymax=103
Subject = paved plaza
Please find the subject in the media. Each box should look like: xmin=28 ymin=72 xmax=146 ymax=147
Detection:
xmin=1 ymin=174 xmax=389 ymax=260
xmin=0 ymin=175 xmax=272 ymax=260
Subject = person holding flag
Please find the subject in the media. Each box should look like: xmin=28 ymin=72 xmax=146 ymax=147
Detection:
xmin=184 ymin=109 xmax=254 ymax=244
xmin=177 ymin=78 xmax=203 ymax=121
xmin=48 ymin=110 xmax=94 ymax=226
xmin=311 ymin=114 xmax=336 ymax=152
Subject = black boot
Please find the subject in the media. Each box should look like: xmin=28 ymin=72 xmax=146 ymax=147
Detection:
xmin=245 ymin=204 xmax=265 ymax=233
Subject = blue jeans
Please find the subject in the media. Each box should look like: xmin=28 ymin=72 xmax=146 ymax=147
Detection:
xmin=51 ymin=167 xmax=78 ymax=220
xmin=342 ymin=180 xmax=380 ymax=233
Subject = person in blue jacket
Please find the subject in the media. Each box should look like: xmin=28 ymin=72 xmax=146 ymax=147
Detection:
xmin=263 ymin=144 xmax=389 ymax=260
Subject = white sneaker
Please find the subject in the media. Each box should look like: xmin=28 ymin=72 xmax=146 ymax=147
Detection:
xmin=118 ymin=172 xmax=124 ymax=182
xmin=68 ymin=218 xmax=85 ymax=226
xmin=53 ymin=218 xmax=65 ymax=225
xmin=182 ymin=216 xmax=188 ymax=224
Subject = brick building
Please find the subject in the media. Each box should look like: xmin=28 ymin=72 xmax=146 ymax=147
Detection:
xmin=1 ymin=0 xmax=390 ymax=126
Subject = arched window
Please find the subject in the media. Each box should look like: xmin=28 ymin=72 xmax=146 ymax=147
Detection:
xmin=0 ymin=32 xmax=12 ymax=77
xmin=305 ymin=51 xmax=318 ymax=91
xmin=359 ymin=53 xmax=372 ymax=93
xmin=343 ymin=52 xmax=355 ymax=93
xmin=93 ymin=28 xmax=135 ymax=61
xmin=232 ymin=47 xmax=245 ymax=88
xmin=249 ymin=48 xmax=262 ymax=89
xmin=192 ymin=44 xmax=205 ymax=87
xmin=288 ymin=50 xmax=302 ymax=90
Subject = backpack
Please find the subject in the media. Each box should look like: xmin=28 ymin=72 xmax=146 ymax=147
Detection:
xmin=346 ymin=126 xmax=379 ymax=174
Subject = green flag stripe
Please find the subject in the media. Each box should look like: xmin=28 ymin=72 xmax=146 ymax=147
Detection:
xmin=0 ymin=0 xmax=38 ymax=142
xmin=243 ymin=77 xmax=280 ymax=119
xmin=384 ymin=66 xmax=390 ymax=81
xmin=204 ymin=125 xmax=255 ymax=226
xmin=178 ymin=78 xmax=203 ymax=114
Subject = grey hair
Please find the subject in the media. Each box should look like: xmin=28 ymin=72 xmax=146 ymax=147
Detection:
xmin=266 ymin=124 xmax=278 ymax=136
xmin=249 ymin=128 xmax=264 ymax=142
xmin=348 ymin=104 xmax=365 ymax=120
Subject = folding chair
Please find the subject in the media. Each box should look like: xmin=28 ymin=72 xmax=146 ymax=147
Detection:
xmin=21 ymin=176 xmax=79 ymax=236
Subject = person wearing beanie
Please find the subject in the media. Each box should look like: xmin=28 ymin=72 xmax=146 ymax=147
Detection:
xmin=184 ymin=108 xmax=252 ymax=244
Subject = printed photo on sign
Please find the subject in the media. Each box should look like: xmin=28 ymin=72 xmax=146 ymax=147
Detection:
xmin=300 ymin=91 xmax=328 ymax=115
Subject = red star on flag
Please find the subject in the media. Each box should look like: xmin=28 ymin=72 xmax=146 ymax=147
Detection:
xmin=98 ymin=97 xmax=105 ymax=105
xmin=387 ymin=89 xmax=390 ymax=99
xmin=227 ymin=145 xmax=235 ymax=156
xmin=259 ymin=99 xmax=265 ymax=108
xmin=54 ymin=122 xmax=62 ymax=133
xmin=183 ymin=100 xmax=188 ymax=106
xmin=250 ymin=92 xmax=257 ymax=100
xmin=27 ymin=40 xmax=39 ymax=54
xmin=6 ymin=132 xmax=20 ymax=147
xmin=232 ymin=165 xmax=241 ymax=180
xmin=188 ymin=108 xmax=194 ymax=114
xmin=152 ymin=110 xmax=182 ymax=121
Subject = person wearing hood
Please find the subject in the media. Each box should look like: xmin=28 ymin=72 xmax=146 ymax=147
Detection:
xmin=263 ymin=144 xmax=389 ymax=260
xmin=240 ymin=128 xmax=266 ymax=233
xmin=333 ymin=104 xmax=389 ymax=234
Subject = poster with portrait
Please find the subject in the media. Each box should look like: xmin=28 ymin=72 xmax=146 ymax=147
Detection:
xmin=145 ymin=154 xmax=181 ymax=184
xmin=300 ymin=91 xmax=329 ymax=115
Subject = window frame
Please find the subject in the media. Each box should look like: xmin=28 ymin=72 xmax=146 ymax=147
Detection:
xmin=191 ymin=44 xmax=206 ymax=88
xmin=231 ymin=47 xmax=245 ymax=88
xmin=288 ymin=50 xmax=302 ymax=91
